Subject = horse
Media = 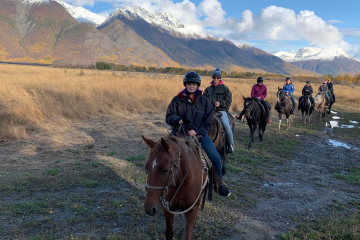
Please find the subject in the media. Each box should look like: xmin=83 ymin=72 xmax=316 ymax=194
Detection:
xmin=299 ymin=94 xmax=313 ymax=125
xmin=276 ymin=88 xmax=294 ymax=131
xmin=242 ymin=97 xmax=268 ymax=150
xmin=208 ymin=112 xmax=235 ymax=176
xmin=314 ymin=93 xmax=328 ymax=118
xmin=142 ymin=135 xmax=208 ymax=240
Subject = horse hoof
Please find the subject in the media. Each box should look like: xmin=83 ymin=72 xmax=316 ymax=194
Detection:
xmin=247 ymin=146 xmax=251 ymax=150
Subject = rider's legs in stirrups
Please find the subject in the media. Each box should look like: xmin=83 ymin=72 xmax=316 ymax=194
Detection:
xmin=260 ymin=100 xmax=271 ymax=123
xmin=290 ymin=95 xmax=296 ymax=113
xmin=219 ymin=111 xmax=234 ymax=152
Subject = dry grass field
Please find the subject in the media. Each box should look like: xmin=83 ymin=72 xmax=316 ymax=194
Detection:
xmin=0 ymin=64 xmax=359 ymax=140
xmin=0 ymin=64 xmax=359 ymax=240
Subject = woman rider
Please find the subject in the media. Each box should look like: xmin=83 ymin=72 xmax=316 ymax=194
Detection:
xmin=318 ymin=81 xmax=330 ymax=106
xmin=235 ymin=77 xmax=271 ymax=123
xmin=297 ymin=80 xmax=315 ymax=110
xmin=204 ymin=68 xmax=234 ymax=153
xmin=166 ymin=71 xmax=231 ymax=197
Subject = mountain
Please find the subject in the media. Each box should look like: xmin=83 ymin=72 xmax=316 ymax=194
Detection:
xmin=0 ymin=1 xmax=318 ymax=75
xmin=275 ymin=47 xmax=360 ymax=75
xmin=53 ymin=0 xmax=106 ymax=26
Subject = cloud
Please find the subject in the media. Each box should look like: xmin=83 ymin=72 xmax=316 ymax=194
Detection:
xmin=326 ymin=19 xmax=345 ymax=24
xmin=340 ymin=28 xmax=360 ymax=38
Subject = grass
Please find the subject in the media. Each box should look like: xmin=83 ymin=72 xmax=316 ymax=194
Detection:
xmin=334 ymin=168 xmax=360 ymax=184
xmin=0 ymin=64 xmax=359 ymax=140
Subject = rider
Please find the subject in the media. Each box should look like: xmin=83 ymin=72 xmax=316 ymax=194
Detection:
xmin=318 ymin=81 xmax=330 ymax=106
xmin=166 ymin=71 xmax=231 ymax=197
xmin=327 ymin=79 xmax=336 ymax=103
xmin=298 ymin=81 xmax=315 ymax=110
xmin=204 ymin=68 xmax=234 ymax=153
xmin=235 ymin=77 xmax=271 ymax=123
xmin=283 ymin=77 xmax=296 ymax=113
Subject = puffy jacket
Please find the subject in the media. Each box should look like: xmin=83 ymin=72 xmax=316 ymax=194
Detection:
xmin=302 ymin=85 xmax=313 ymax=96
xmin=166 ymin=90 xmax=214 ymax=136
xmin=327 ymin=82 xmax=334 ymax=93
xmin=251 ymin=84 xmax=267 ymax=100
xmin=283 ymin=83 xmax=295 ymax=96
xmin=204 ymin=84 xmax=232 ymax=112
xmin=318 ymin=85 xmax=328 ymax=93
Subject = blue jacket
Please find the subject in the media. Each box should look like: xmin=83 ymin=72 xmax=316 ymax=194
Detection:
xmin=283 ymin=83 xmax=295 ymax=96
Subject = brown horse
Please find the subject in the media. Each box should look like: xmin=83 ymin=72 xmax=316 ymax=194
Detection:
xmin=142 ymin=135 xmax=208 ymax=240
xmin=276 ymin=87 xmax=294 ymax=131
xmin=208 ymin=112 xmax=234 ymax=175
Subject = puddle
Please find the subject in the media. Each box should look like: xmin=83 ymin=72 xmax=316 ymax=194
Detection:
xmin=295 ymin=135 xmax=299 ymax=137
xmin=341 ymin=125 xmax=355 ymax=129
xmin=349 ymin=120 xmax=359 ymax=124
xmin=330 ymin=110 xmax=338 ymax=114
xmin=328 ymin=121 xmax=339 ymax=128
xmin=328 ymin=139 xmax=356 ymax=149
xmin=264 ymin=183 xmax=297 ymax=187
xmin=332 ymin=116 xmax=341 ymax=119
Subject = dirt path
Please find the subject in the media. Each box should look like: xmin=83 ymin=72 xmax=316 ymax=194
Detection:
xmin=0 ymin=109 xmax=359 ymax=239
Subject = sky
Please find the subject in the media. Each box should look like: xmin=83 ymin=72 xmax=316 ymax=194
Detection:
xmin=63 ymin=0 xmax=360 ymax=58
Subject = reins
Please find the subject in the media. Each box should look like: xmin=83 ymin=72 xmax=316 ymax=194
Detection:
xmin=146 ymin=132 xmax=208 ymax=215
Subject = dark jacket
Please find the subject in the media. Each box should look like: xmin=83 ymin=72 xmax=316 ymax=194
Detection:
xmin=204 ymin=83 xmax=232 ymax=112
xmin=166 ymin=90 xmax=214 ymax=136
xmin=302 ymin=85 xmax=313 ymax=96
xmin=318 ymin=85 xmax=329 ymax=93
xmin=327 ymin=82 xmax=334 ymax=93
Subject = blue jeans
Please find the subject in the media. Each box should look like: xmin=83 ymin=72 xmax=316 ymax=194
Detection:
xmin=219 ymin=111 xmax=234 ymax=145
xmin=290 ymin=95 xmax=296 ymax=109
xmin=170 ymin=131 xmax=222 ymax=179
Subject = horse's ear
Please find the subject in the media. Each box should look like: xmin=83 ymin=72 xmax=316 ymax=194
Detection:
xmin=160 ymin=138 xmax=170 ymax=152
xmin=243 ymin=96 xmax=246 ymax=100
xmin=278 ymin=87 xmax=280 ymax=90
xmin=142 ymin=135 xmax=156 ymax=148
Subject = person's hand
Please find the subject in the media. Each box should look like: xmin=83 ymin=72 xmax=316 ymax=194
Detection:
xmin=306 ymin=90 xmax=308 ymax=91
xmin=215 ymin=101 xmax=220 ymax=107
xmin=187 ymin=130 xmax=197 ymax=136
xmin=286 ymin=92 xmax=289 ymax=95
xmin=179 ymin=119 xmax=183 ymax=124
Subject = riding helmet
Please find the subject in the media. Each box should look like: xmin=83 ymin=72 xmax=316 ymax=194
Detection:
xmin=257 ymin=77 xmax=264 ymax=83
xmin=306 ymin=80 xmax=311 ymax=84
xmin=285 ymin=77 xmax=291 ymax=81
xmin=183 ymin=71 xmax=201 ymax=86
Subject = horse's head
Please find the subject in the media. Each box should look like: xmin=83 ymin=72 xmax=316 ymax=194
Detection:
xmin=243 ymin=97 xmax=254 ymax=118
xmin=314 ymin=93 xmax=324 ymax=111
xmin=277 ymin=87 xmax=285 ymax=103
xmin=142 ymin=135 xmax=173 ymax=216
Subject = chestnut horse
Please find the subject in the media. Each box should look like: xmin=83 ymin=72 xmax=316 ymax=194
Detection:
xmin=142 ymin=135 xmax=208 ymax=240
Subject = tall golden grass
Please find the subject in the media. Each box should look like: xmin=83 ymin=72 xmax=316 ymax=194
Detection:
xmin=0 ymin=64 xmax=359 ymax=140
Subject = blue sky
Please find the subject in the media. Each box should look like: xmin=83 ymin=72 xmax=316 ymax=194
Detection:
xmin=68 ymin=0 xmax=360 ymax=57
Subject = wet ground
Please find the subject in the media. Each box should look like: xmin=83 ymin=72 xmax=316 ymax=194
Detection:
xmin=0 ymin=108 xmax=359 ymax=239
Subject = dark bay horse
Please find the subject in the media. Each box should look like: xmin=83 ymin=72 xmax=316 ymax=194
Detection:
xmin=299 ymin=95 xmax=313 ymax=125
xmin=142 ymin=135 xmax=207 ymax=240
xmin=208 ymin=112 xmax=234 ymax=175
xmin=276 ymin=88 xmax=294 ymax=131
xmin=242 ymin=97 xmax=268 ymax=150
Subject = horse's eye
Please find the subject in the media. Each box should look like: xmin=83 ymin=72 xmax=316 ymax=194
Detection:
xmin=162 ymin=169 xmax=168 ymax=175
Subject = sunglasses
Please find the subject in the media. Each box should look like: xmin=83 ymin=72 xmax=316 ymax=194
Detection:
xmin=213 ymin=77 xmax=221 ymax=79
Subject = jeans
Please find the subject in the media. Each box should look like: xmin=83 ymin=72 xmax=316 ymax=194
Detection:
xmin=325 ymin=93 xmax=330 ymax=104
xmin=170 ymin=132 xmax=222 ymax=179
xmin=260 ymin=100 xmax=270 ymax=117
xmin=290 ymin=95 xmax=296 ymax=109
xmin=219 ymin=111 xmax=234 ymax=145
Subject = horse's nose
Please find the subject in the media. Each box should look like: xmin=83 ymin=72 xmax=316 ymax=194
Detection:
xmin=151 ymin=207 xmax=157 ymax=215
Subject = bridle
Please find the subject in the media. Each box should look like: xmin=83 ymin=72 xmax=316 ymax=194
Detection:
xmin=244 ymin=99 xmax=256 ymax=119
xmin=145 ymin=136 xmax=208 ymax=215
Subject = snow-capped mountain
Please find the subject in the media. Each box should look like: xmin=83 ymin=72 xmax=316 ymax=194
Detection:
xmin=54 ymin=0 xmax=106 ymax=26
xmin=275 ymin=47 xmax=360 ymax=75
xmin=101 ymin=6 xmax=209 ymax=39
xmin=275 ymin=47 xmax=360 ymax=62
xmin=234 ymin=43 xmax=253 ymax=49
xmin=20 ymin=0 xmax=50 ymax=5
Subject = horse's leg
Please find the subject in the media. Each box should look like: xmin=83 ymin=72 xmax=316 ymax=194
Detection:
xmin=248 ymin=123 xmax=254 ymax=150
xmin=302 ymin=110 xmax=306 ymax=125
xmin=252 ymin=124 xmax=257 ymax=143
xmin=221 ymin=154 xmax=226 ymax=176
xmin=258 ymin=123 xmax=262 ymax=142
xmin=183 ymin=206 xmax=199 ymax=240
xmin=278 ymin=113 xmax=282 ymax=132
xmin=164 ymin=210 xmax=174 ymax=240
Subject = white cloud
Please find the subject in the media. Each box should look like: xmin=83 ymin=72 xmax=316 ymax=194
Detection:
xmin=327 ymin=19 xmax=345 ymax=24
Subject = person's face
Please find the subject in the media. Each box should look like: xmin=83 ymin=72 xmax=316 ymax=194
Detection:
xmin=213 ymin=76 xmax=221 ymax=86
xmin=328 ymin=79 xmax=331 ymax=83
xmin=323 ymin=83 xmax=327 ymax=86
xmin=186 ymin=83 xmax=198 ymax=93
xmin=286 ymin=80 xmax=291 ymax=85
xmin=307 ymin=83 xmax=310 ymax=86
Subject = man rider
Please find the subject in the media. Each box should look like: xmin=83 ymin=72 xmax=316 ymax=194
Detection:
xmin=327 ymin=79 xmax=336 ymax=103
xmin=318 ymin=81 xmax=330 ymax=106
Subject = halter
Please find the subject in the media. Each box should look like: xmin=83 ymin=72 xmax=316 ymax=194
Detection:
xmin=244 ymin=99 xmax=256 ymax=119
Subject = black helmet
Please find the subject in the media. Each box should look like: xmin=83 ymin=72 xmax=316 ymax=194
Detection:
xmin=285 ymin=77 xmax=291 ymax=81
xmin=183 ymin=72 xmax=201 ymax=86
xmin=257 ymin=77 xmax=264 ymax=83
xmin=306 ymin=80 xmax=311 ymax=84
